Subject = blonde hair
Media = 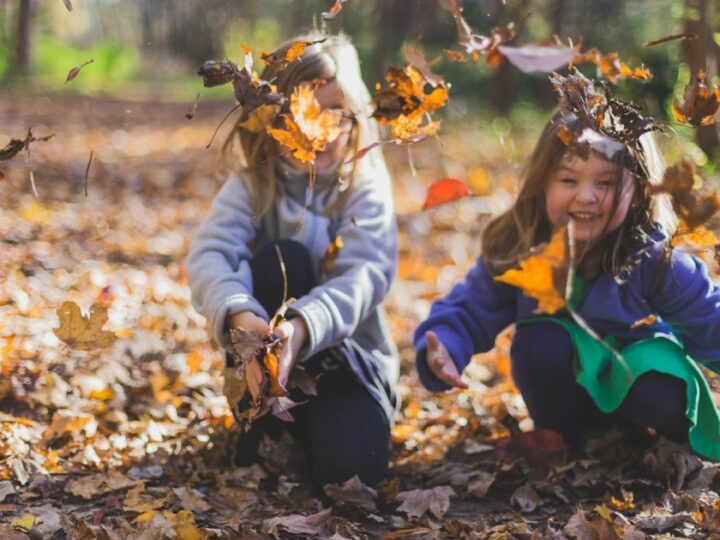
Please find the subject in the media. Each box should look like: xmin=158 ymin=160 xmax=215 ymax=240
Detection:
xmin=481 ymin=110 xmax=677 ymax=279
xmin=223 ymin=32 xmax=380 ymax=218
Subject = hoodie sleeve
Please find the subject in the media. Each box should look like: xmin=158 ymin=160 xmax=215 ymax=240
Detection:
xmin=413 ymin=257 xmax=517 ymax=391
xmin=287 ymin=165 xmax=397 ymax=360
xmin=646 ymin=247 xmax=720 ymax=370
xmin=185 ymin=175 xmax=266 ymax=350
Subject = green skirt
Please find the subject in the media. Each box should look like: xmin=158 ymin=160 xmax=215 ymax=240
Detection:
xmin=516 ymin=317 xmax=720 ymax=460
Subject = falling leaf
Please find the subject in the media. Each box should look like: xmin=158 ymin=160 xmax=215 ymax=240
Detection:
xmin=672 ymin=70 xmax=720 ymax=126
xmin=497 ymin=43 xmax=578 ymax=73
xmin=403 ymin=43 xmax=444 ymax=88
xmin=446 ymin=0 xmax=515 ymax=63
xmin=443 ymin=49 xmax=468 ymax=63
xmin=321 ymin=235 xmax=344 ymax=274
xmin=495 ymin=227 xmax=568 ymax=314
xmin=630 ymin=314 xmax=658 ymax=330
xmin=238 ymin=104 xmax=281 ymax=133
xmin=574 ymin=48 xmax=652 ymax=83
xmin=197 ymin=58 xmax=285 ymax=115
xmin=372 ymin=65 xmax=448 ymax=123
xmin=261 ymin=39 xmax=326 ymax=71
xmin=62 ymin=0 xmax=72 ymax=11
xmin=268 ymin=83 xmax=343 ymax=163
xmin=53 ymin=301 xmax=116 ymax=350
xmin=321 ymin=0 xmax=348 ymax=19
xmin=648 ymin=159 xmax=720 ymax=229
xmin=65 ymin=59 xmax=94 ymax=84
xmin=422 ymin=178 xmax=472 ymax=210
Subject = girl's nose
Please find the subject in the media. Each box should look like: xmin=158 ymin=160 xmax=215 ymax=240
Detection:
xmin=575 ymin=183 xmax=598 ymax=204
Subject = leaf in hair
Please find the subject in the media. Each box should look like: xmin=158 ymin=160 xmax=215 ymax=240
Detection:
xmin=260 ymin=39 xmax=327 ymax=71
xmin=672 ymin=70 xmax=720 ymax=127
xmin=495 ymin=227 xmax=569 ymax=315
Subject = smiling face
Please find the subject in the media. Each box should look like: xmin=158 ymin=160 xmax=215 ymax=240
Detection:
xmin=545 ymin=152 xmax=635 ymax=242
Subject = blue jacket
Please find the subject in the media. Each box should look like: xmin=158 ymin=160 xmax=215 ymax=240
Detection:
xmin=414 ymin=229 xmax=720 ymax=391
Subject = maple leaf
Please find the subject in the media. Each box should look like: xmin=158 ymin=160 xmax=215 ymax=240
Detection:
xmin=446 ymin=0 xmax=515 ymax=64
xmin=494 ymin=226 xmax=569 ymax=314
xmin=372 ymin=65 xmax=448 ymax=123
xmin=422 ymin=178 xmax=472 ymax=210
xmin=65 ymin=59 xmax=94 ymax=84
xmin=672 ymin=70 xmax=720 ymax=126
xmin=321 ymin=235 xmax=344 ymax=274
xmin=260 ymin=39 xmax=326 ymax=71
xmin=574 ymin=48 xmax=652 ymax=83
xmin=649 ymin=159 xmax=720 ymax=229
xmin=53 ymin=301 xmax=116 ymax=350
xmin=268 ymin=83 xmax=343 ymax=163
xmin=238 ymin=103 xmax=281 ymax=133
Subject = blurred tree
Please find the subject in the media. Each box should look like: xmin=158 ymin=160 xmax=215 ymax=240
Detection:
xmin=680 ymin=0 xmax=719 ymax=155
xmin=10 ymin=0 xmax=34 ymax=77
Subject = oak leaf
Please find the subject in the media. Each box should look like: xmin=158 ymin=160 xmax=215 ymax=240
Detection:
xmin=53 ymin=301 xmax=116 ymax=350
xmin=672 ymin=70 xmax=720 ymax=126
xmin=494 ymin=227 xmax=568 ymax=314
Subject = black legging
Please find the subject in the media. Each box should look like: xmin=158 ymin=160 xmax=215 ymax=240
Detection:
xmin=232 ymin=239 xmax=390 ymax=486
xmin=510 ymin=321 xmax=690 ymax=447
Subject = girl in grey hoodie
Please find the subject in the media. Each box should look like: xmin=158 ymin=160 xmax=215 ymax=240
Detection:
xmin=186 ymin=34 xmax=398 ymax=486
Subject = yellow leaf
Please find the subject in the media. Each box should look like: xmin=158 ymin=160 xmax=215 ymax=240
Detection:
xmin=321 ymin=235 xmax=344 ymax=274
xmin=135 ymin=510 xmax=157 ymax=523
xmin=174 ymin=510 xmax=210 ymax=540
xmin=11 ymin=514 xmax=37 ymax=531
xmin=495 ymin=227 xmax=568 ymax=314
xmin=239 ymin=104 xmax=280 ymax=133
xmin=53 ymin=301 xmax=115 ymax=350
xmin=19 ymin=201 xmax=52 ymax=225
xmin=467 ymin=167 xmax=492 ymax=196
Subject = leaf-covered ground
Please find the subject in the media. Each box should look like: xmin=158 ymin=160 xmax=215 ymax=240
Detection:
xmin=2 ymin=94 xmax=720 ymax=539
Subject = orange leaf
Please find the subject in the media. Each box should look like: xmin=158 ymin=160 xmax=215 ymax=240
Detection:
xmin=422 ymin=178 xmax=472 ymax=210
xmin=494 ymin=227 xmax=568 ymax=314
xmin=672 ymin=70 xmax=720 ymax=126
xmin=263 ymin=351 xmax=287 ymax=398
xmin=630 ymin=314 xmax=658 ymax=330
xmin=260 ymin=39 xmax=326 ymax=70
xmin=321 ymin=235 xmax=344 ymax=274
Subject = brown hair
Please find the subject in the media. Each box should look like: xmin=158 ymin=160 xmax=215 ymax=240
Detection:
xmin=222 ymin=32 xmax=380 ymax=218
xmin=481 ymin=110 xmax=676 ymax=281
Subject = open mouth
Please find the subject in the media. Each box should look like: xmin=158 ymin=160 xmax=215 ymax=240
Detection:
xmin=568 ymin=212 xmax=601 ymax=223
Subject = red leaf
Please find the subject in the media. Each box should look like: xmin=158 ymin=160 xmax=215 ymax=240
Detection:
xmin=422 ymin=178 xmax=472 ymax=210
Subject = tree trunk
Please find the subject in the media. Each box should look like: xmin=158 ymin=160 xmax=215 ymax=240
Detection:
xmin=681 ymin=0 xmax=720 ymax=156
xmin=12 ymin=0 xmax=33 ymax=76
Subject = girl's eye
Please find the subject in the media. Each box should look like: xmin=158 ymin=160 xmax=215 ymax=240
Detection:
xmin=560 ymin=177 xmax=577 ymax=185
xmin=597 ymin=180 xmax=617 ymax=188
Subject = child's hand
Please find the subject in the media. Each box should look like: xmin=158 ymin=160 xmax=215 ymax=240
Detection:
xmin=274 ymin=317 xmax=308 ymax=387
xmin=228 ymin=311 xmax=271 ymax=336
xmin=425 ymin=331 xmax=468 ymax=389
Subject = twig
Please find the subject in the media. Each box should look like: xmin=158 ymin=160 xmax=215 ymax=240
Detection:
xmin=84 ymin=150 xmax=93 ymax=197
xmin=644 ymin=33 xmax=697 ymax=47
xmin=206 ymin=103 xmax=242 ymax=149
xmin=29 ymin=171 xmax=38 ymax=198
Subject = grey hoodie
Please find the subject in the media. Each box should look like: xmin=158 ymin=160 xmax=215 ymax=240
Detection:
xmin=186 ymin=153 xmax=400 ymax=414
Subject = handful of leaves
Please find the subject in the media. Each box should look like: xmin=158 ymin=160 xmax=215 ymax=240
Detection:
xmin=224 ymin=328 xmax=288 ymax=432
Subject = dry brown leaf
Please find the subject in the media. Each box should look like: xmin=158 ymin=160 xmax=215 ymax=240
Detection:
xmin=396 ymin=486 xmax=454 ymax=519
xmin=53 ymin=301 xmax=115 ymax=350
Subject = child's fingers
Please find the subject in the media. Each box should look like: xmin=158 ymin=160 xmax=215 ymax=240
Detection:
xmin=274 ymin=320 xmax=294 ymax=342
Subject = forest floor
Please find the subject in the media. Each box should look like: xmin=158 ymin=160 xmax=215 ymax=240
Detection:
xmin=1 ymin=93 xmax=720 ymax=539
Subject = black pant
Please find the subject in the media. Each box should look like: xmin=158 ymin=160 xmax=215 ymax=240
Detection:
xmin=510 ymin=322 xmax=690 ymax=447
xmin=232 ymin=240 xmax=390 ymax=487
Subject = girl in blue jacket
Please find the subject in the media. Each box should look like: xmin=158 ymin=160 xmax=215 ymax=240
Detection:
xmin=415 ymin=96 xmax=720 ymax=458
xmin=187 ymin=34 xmax=399 ymax=485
